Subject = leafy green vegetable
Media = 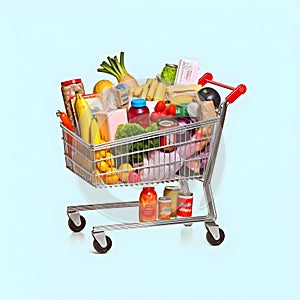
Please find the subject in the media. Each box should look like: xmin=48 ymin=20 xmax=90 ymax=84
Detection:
xmin=115 ymin=123 xmax=145 ymax=139
xmin=114 ymin=123 xmax=159 ymax=166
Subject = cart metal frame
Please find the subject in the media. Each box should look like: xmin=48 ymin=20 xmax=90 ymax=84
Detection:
xmin=61 ymin=73 xmax=246 ymax=253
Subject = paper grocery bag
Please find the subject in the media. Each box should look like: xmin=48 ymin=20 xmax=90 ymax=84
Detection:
xmin=197 ymin=100 xmax=216 ymax=121
xmin=196 ymin=99 xmax=216 ymax=139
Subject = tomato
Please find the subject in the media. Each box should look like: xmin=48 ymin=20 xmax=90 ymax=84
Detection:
xmin=151 ymin=112 xmax=163 ymax=122
xmin=167 ymin=104 xmax=176 ymax=116
xmin=151 ymin=112 xmax=160 ymax=122
xmin=154 ymin=101 xmax=166 ymax=112
xmin=161 ymin=108 xmax=168 ymax=115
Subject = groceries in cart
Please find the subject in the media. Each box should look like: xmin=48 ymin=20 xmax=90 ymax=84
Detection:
xmin=57 ymin=51 xmax=223 ymax=187
xmin=59 ymin=54 xmax=247 ymax=252
xmin=139 ymin=182 xmax=194 ymax=222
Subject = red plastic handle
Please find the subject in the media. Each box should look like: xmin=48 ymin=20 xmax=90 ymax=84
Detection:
xmin=198 ymin=72 xmax=247 ymax=103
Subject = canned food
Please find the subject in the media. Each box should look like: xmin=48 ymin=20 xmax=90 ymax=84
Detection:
xmin=163 ymin=186 xmax=180 ymax=217
xmin=157 ymin=118 xmax=178 ymax=152
xmin=158 ymin=197 xmax=172 ymax=220
xmin=160 ymin=63 xmax=178 ymax=85
xmin=177 ymin=192 xmax=193 ymax=217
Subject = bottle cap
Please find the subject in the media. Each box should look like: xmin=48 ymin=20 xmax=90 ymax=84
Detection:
xmin=131 ymin=98 xmax=146 ymax=108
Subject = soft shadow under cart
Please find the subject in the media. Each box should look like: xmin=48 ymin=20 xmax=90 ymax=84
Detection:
xmin=60 ymin=73 xmax=246 ymax=253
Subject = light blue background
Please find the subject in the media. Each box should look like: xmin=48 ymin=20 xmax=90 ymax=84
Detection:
xmin=1 ymin=0 xmax=299 ymax=299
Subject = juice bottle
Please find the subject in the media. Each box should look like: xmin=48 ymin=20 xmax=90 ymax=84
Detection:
xmin=139 ymin=187 xmax=157 ymax=222
xmin=128 ymin=98 xmax=150 ymax=128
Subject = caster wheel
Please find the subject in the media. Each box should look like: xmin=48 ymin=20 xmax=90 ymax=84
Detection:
xmin=93 ymin=236 xmax=112 ymax=254
xmin=206 ymin=228 xmax=225 ymax=246
xmin=68 ymin=215 xmax=86 ymax=232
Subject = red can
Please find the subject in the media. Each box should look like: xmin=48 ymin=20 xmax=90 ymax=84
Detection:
xmin=177 ymin=192 xmax=193 ymax=217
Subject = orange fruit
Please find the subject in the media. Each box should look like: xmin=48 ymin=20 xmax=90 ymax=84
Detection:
xmin=103 ymin=167 xmax=118 ymax=185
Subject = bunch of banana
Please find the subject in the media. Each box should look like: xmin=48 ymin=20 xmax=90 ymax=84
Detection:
xmin=74 ymin=91 xmax=93 ymax=143
xmin=90 ymin=115 xmax=115 ymax=179
xmin=89 ymin=116 xmax=101 ymax=145
xmin=130 ymin=78 xmax=167 ymax=102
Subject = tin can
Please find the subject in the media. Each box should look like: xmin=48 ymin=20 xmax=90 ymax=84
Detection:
xmin=160 ymin=63 xmax=178 ymax=85
xmin=157 ymin=118 xmax=178 ymax=152
xmin=158 ymin=197 xmax=172 ymax=220
xmin=177 ymin=192 xmax=193 ymax=217
xmin=61 ymin=79 xmax=85 ymax=130
xmin=163 ymin=186 xmax=180 ymax=217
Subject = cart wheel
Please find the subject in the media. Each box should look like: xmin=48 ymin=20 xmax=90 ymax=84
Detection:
xmin=68 ymin=215 xmax=86 ymax=232
xmin=93 ymin=236 xmax=112 ymax=254
xmin=206 ymin=228 xmax=225 ymax=246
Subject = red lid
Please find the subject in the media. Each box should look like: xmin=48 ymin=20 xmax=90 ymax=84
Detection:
xmin=61 ymin=78 xmax=82 ymax=86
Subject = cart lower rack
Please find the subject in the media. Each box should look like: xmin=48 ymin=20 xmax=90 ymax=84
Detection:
xmin=61 ymin=73 xmax=246 ymax=253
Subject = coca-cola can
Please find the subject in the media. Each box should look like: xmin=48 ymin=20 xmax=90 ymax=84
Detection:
xmin=177 ymin=192 xmax=193 ymax=217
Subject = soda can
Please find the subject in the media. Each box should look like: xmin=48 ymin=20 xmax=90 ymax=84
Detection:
xmin=158 ymin=197 xmax=172 ymax=220
xmin=177 ymin=192 xmax=193 ymax=217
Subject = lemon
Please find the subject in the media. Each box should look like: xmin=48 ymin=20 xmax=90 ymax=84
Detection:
xmin=105 ymin=152 xmax=115 ymax=167
xmin=96 ymin=161 xmax=109 ymax=172
xmin=93 ymin=80 xmax=114 ymax=94
xmin=118 ymin=163 xmax=133 ymax=182
xmin=95 ymin=148 xmax=110 ymax=160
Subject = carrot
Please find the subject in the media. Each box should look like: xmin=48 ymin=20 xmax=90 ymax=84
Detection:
xmin=56 ymin=110 xmax=74 ymax=132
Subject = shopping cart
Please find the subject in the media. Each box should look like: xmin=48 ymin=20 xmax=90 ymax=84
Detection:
xmin=60 ymin=72 xmax=246 ymax=253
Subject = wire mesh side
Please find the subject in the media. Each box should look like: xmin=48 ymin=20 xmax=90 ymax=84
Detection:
xmin=61 ymin=116 xmax=220 ymax=188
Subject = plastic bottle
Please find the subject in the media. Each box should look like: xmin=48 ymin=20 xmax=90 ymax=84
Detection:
xmin=128 ymin=98 xmax=150 ymax=128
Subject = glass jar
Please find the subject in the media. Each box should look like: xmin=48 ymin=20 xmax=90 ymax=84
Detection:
xmin=160 ymin=63 xmax=178 ymax=85
xmin=139 ymin=187 xmax=157 ymax=222
xmin=128 ymin=98 xmax=150 ymax=128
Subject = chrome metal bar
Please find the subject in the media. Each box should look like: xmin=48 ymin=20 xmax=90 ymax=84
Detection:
xmin=203 ymin=102 xmax=229 ymax=220
xmin=92 ymin=215 xmax=208 ymax=233
xmin=67 ymin=201 xmax=139 ymax=212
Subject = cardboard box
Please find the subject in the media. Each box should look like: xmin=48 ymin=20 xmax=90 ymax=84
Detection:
xmin=96 ymin=108 xmax=128 ymax=142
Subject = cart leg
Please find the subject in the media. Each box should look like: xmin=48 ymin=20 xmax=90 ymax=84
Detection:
xmin=67 ymin=208 xmax=86 ymax=232
xmin=205 ymin=222 xmax=220 ymax=240
xmin=92 ymin=229 xmax=112 ymax=254
xmin=205 ymin=221 xmax=225 ymax=246
xmin=67 ymin=209 xmax=81 ymax=226
xmin=92 ymin=230 xmax=108 ymax=248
